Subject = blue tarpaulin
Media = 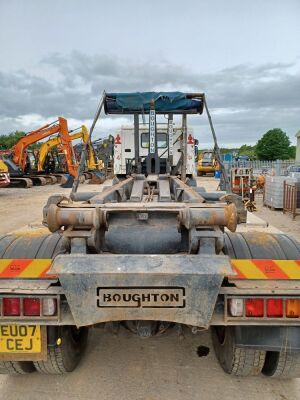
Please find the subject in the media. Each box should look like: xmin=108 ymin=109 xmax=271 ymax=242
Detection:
xmin=104 ymin=92 xmax=203 ymax=114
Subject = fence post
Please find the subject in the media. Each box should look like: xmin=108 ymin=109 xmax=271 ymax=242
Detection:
xmin=275 ymin=159 xmax=281 ymax=176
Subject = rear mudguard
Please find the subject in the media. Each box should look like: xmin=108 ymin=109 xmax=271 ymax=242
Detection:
xmin=51 ymin=254 xmax=233 ymax=328
xmin=234 ymin=326 xmax=300 ymax=352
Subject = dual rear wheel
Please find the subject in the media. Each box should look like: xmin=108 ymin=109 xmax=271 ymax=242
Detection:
xmin=212 ymin=326 xmax=300 ymax=378
xmin=0 ymin=326 xmax=88 ymax=375
xmin=0 ymin=233 xmax=88 ymax=375
xmin=213 ymin=231 xmax=300 ymax=378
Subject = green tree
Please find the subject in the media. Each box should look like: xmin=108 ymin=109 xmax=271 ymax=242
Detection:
xmin=0 ymin=131 xmax=42 ymax=152
xmin=0 ymin=131 xmax=25 ymax=149
xmin=288 ymin=145 xmax=296 ymax=159
xmin=238 ymin=144 xmax=257 ymax=159
xmin=255 ymin=129 xmax=291 ymax=160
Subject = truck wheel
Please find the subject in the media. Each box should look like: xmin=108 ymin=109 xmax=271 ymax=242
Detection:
xmin=34 ymin=326 xmax=88 ymax=374
xmin=263 ymin=351 xmax=300 ymax=379
xmin=212 ymin=326 xmax=266 ymax=376
xmin=0 ymin=361 xmax=35 ymax=375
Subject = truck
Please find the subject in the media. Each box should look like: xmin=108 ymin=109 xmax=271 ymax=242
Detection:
xmin=114 ymin=123 xmax=196 ymax=177
xmin=0 ymin=91 xmax=300 ymax=379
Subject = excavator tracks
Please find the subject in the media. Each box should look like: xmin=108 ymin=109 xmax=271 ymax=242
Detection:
xmin=9 ymin=177 xmax=33 ymax=188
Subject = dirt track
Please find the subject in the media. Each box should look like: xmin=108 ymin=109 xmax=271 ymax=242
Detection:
xmin=0 ymin=179 xmax=300 ymax=399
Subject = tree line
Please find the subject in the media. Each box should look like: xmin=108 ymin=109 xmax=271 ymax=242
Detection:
xmin=206 ymin=129 xmax=296 ymax=160
xmin=0 ymin=131 xmax=40 ymax=150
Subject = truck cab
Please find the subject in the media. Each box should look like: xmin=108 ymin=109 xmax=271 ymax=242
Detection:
xmin=114 ymin=124 xmax=196 ymax=177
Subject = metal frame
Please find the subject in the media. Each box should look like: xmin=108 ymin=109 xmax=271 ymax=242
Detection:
xmin=283 ymin=180 xmax=299 ymax=220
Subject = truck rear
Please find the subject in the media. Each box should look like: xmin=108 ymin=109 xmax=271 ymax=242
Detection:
xmin=0 ymin=92 xmax=300 ymax=379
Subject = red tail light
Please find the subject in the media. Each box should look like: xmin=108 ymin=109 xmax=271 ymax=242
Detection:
xmin=245 ymin=299 xmax=264 ymax=317
xmin=3 ymin=298 xmax=20 ymax=316
xmin=23 ymin=298 xmax=40 ymax=316
xmin=267 ymin=299 xmax=283 ymax=317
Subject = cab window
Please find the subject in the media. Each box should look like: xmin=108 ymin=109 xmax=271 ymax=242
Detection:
xmin=141 ymin=132 xmax=167 ymax=148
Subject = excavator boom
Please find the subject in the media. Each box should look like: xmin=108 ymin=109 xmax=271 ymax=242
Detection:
xmin=37 ymin=125 xmax=100 ymax=172
xmin=38 ymin=126 xmax=86 ymax=172
xmin=12 ymin=117 xmax=78 ymax=177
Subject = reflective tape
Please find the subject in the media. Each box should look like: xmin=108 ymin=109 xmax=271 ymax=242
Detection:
xmin=230 ymin=259 xmax=300 ymax=280
xmin=0 ymin=259 xmax=56 ymax=279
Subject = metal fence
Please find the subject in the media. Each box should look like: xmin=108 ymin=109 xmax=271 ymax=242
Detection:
xmin=223 ymin=160 xmax=300 ymax=176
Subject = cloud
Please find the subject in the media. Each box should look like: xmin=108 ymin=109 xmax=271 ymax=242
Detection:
xmin=0 ymin=51 xmax=299 ymax=146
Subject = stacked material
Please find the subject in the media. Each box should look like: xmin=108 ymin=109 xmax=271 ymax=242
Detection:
xmin=264 ymin=175 xmax=299 ymax=208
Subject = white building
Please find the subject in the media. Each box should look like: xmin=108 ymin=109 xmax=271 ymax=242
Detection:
xmin=296 ymin=130 xmax=300 ymax=161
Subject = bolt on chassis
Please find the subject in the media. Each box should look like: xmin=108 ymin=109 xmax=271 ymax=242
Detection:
xmin=0 ymin=92 xmax=300 ymax=378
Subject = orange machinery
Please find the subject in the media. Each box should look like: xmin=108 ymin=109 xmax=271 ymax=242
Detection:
xmin=12 ymin=117 xmax=77 ymax=177
xmin=2 ymin=117 xmax=78 ymax=187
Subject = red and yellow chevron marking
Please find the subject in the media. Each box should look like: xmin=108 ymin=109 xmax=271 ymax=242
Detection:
xmin=0 ymin=259 xmax=57 ymax=279
xmin=230 ymin=259 xmax=300 ymax=280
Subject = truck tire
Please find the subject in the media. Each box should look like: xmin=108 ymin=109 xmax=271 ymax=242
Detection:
xmin=0 ymin=361 xmax=35 ymax=375
xmin=212 ymin=326 xmax=266 ymax=376
xmin=34 ymin=326 xmax=88 ymax=374
xmin=263 ymin=351 xmax=300 ymax=379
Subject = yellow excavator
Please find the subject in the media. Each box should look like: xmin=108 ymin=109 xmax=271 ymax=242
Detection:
xmin=0 ymin=159 xmax=10 ymax=188
xmin=38 ymin=125 xmax=102 ymax=172
xmin=197 ymin=150 xmax=220 ymax=176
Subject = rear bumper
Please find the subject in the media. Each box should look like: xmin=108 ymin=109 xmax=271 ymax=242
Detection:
xmin=51 ymin=254 xmax=233 ymax=328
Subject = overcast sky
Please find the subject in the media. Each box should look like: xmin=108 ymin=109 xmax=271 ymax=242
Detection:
xmin=0 ymin=0 xmax=299 ymax=147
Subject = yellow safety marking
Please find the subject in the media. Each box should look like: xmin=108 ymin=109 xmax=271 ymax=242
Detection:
xmin=18 ymin=259 xmax=52 ymax=278
xmin=0 ymin=260 xmax=13 ymax=273
xmin=231 ymin=259 xmax=268 ymax=280
xmin=230 ymin=259 xmax=300 ymax=280
xmin=274 ymin=260 xmax=300 ymax=279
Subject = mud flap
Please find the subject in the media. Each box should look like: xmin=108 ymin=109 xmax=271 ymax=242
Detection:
xmin=51 ymin=254 xmax=233 ymax=328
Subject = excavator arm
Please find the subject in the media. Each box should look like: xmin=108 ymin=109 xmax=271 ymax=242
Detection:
xmin=83 ymin=126 xmax=102 ymax=170
xmin=74 ymin=125 xmax=100 ymax=170
xmin=37 ymin=137 xmax=61 ymax=172
xmin=12 ymin=117 xmax=78 ymax=177
xmin=37 ymin=125 xmax=101 ymax=173
xmin=38 ymin=126 xmax=88 ymax=172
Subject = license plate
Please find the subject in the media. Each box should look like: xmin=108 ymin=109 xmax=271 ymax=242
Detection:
xmin=0 ymin=325 xmax=41 ymax=353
